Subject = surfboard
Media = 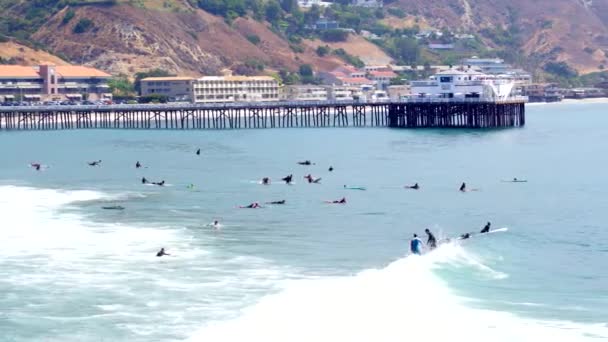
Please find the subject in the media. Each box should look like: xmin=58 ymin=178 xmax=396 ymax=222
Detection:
xmin=502 ymin=180 xmax=528 ymax=183
xmin=102 ymin=205 xmax=125 ymax=210
xmin=344 ymin=186 xmax=366 ymax=190
xmin=457 ymin=227 xmax=508 ymax=240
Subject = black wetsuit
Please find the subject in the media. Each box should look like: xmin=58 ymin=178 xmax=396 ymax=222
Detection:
xmin=426 ymin=232 xmax=437 ymax=249
xmin=480 ymin=223 xmax=491 ymax=233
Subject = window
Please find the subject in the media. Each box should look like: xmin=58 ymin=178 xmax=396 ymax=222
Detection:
xmin=440 ymin=76 xmax=452 ymax=83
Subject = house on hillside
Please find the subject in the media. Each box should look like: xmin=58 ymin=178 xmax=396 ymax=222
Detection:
xmin=312 ymin=18 xmax=339 ymax=30
xmin=428 ymin=43 xmax=454 ymax=50
xmin=368 ymin=70 xmax=398 ymax=90
xmin=351 ymin=0 xmax=383 ymax=8
xmin=298 ymin=0 xmax=332 ymax=8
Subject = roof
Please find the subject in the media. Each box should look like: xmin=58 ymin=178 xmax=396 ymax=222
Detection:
xmin=369 ymin=70 xmax=397 ymax=78
xmin=198 ymin=76 xmax=276 ymax=82
xmin=141 ymin=77 xmax=195 ymax=82
xmin=0 ymin=65 xmax=40 ymax=78
xmin=340 ymin=77 xmax=373 ymax=84
xmin=55 ymin=66 xmax=111 ymax=78
xmin=0 ymin=65 xmax=111 ymax=78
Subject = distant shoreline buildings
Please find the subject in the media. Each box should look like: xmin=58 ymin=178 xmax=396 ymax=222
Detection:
xmin=0 ymin=64 xmax=112 ymax=103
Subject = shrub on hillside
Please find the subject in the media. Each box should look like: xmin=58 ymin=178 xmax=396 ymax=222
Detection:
xmin=72 ymin=18 xmax=93 ymax=34
xmin=320 ymin=29 xmax=349 ymax=42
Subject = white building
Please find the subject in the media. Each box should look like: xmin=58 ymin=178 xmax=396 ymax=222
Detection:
xmin=409 ymin=68 xmax=517 ymax=100
xmin=140 ymin=76 xmax=280 ymax=103
xmin=351 ymin=0 xmax=383 ymax=7
xmin=298 ymin=0 xmax=332 ymax=8
xmin=192 ymin=76 xmax=279 ymax=103
xmin=284 ymin=85 xmax=328 ymax=101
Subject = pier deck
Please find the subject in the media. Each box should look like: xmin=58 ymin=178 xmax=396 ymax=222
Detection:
xmin=0 ymin=98 xmax=525 ymax=130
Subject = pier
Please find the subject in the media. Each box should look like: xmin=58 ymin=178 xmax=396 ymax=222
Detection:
xmin=0 ymin=98 xmax=525 ymax=131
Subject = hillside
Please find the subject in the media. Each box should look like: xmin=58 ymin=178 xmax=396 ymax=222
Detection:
xmin=1 ymin=0 xmax=608 ymax=82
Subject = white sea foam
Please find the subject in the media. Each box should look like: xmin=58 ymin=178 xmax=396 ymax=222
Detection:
xmin=187 ymin=243 xmax=608 ymax=342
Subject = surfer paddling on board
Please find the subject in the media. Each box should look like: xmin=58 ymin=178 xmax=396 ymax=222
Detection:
xmin=262 ymin=177 xmax=270 ymax=185
xmin=282 ymin=174 xmax=293 ymax=184
xmin=240 ymin=202 xmax=261 ymax=209
xmin=410 ymin=234 xmax=423 ymax=255
xmin=266 ymin=200 xmax=286 ymax=205
xmin=156 ymin=248 xmax=170 ymax=257
xmin=30 ymin=163 xmax=42 ymax=171
xmin=152 ymin=180 xmax=165 ymax=186
xmin=425 ymin=229 xmax=437 ymax=249
xmin=136 ymin=161 xmax=142 ymax=168
xmin=326 ymin=197 xmax=346 ymax=204
xmin=297 ymin=160 xmax=314 ymax=165
xmin=88 ymin=160 xmax=102 ymax=166
xmin=304 ymin=174 xmax=321 ymax=183
xmin=406 ymin=183 xmax=420 ymax=190
xmin=480 ymin=222 xmax=491 ymax=234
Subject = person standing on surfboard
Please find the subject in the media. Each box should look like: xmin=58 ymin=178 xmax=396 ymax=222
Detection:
xmin=410 ymin=234 xmax=423 ymax=255
xmin=480 ymin=222 xmax=491 ymax=233
xmin=425 ymin=229 xmax=437 ymax=249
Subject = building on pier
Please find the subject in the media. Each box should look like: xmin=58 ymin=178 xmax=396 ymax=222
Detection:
xmin=409 ymin=68 xmax=519 ymax=101
xmin=0 ymin=64 xmax=112 ymax=102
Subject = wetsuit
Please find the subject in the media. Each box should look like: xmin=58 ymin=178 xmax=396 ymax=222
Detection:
xmin=480 ymin=223 xmax=491 ymax=233
xmin=410 ymin=238 xmax=423 ymax=255
xmin=426 ymin=232 xmax=437 ymax=249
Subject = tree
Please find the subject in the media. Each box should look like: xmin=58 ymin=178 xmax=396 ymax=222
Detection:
xmin=299 ymin=64 xmax=313 ymax=77
xmin=72 ymin=18 xmax=93 ymax=34
xmin=316 ymin=45 xmax=330 ymax=57
xmin=265 ymin=1 xmax=282 ymax=23
xmin=394 ymin=37 xmax=420 ymax=64
xmin=108 ymin=75 xmax=135 ymax=97
xmin=280 ymin=0 xmax=298 ymax=13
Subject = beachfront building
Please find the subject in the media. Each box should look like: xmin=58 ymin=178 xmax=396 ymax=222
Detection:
xmin=140 ymin=77 xmax=195 ymax=102
xmin=462 ymin=56 xmax=532 ymax=85
xmin=139 ymin=76 xmax=280 ymax=103
xmin=0 ymin=64 xmax=112 ymax=102
xmin=192 ymin=76 xmax=279 ymax=103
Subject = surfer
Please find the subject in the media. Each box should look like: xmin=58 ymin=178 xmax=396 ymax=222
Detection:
xmin=240 ymin=202 xmax=261 ymax=209
xmin=459 ymin=182 xmax=466 ymax=192
xmin=425 ymin=229 xmax=437 ymax=249
xmin=187 ymin=183 xmax=195 ymax=189
xmin=136 ymin=161 xmax=142 ymax=168
xmin=266 ymin=200 xmax=286 ymax=205
xmin=406 ymin=183 xmax=420 ymax=190
xmin=212 ymin=220 xmax=220 ymax=228
xmin=328 ymin=166 xmax=333 ymax=172
xmin=330 ymin=197 xmax=346 ymax=204
xmin=460 ymin=233 xmax=471 ymax=240
xmin=141 ymin=177 xmax=148 ymax=184
xmin=480 ymin=222 xmax=491 ymax=234
xmin=298 ymin=160 xmax=313 ymax=165
xmin=282 ymin=174 xmax=293 ymax=184
xmin=262 ymin=177 xmax=270 ymax=185
xmin=88 ymin=160 xmax=102 ymax=166
xmin=156 ymin=248 xmax=170 ymax=257
xmin=30 ymin=163 xmax=42 ymax=171
xmin=152 ymin=180 xmax=165 ymax=186
xmin=410 ymin=234 xmax=423 ymax=255
xmin=196 ymin=148 xmax=200 ymax=155
xmin=304 ymin=174 xmax=321 ymax=183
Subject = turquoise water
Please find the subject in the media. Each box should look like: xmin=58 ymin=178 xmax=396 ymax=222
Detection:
xmin=1 ymin=102 xmax=607 ymax=341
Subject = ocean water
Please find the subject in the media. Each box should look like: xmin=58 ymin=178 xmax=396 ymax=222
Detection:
xmin=0 ymin=102 xmax=607 ymax=341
